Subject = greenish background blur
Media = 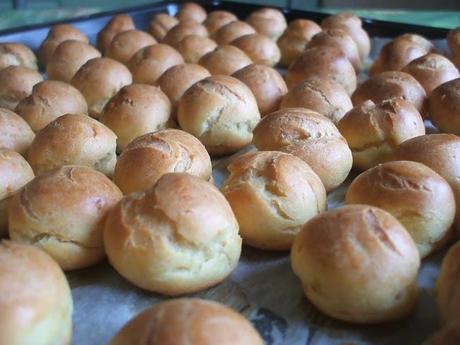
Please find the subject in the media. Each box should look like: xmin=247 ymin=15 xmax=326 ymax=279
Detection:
xmin=0 ymin=0 xmax=459 ymax=30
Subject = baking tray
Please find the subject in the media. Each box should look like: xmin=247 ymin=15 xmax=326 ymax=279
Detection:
xmin=0 ymin=2 xmax=452 ymax=344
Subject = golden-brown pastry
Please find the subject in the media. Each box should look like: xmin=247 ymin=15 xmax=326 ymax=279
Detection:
xmin=437 ymin=242 xmax=460 ymax=325
xmin=321 ymin=12 xmax=371 ymax=60
xmin=97 ymin=14 xmax=135 ymax=54
xmin=0 ymin=150 xmax=34 ymax=237
xmin=109 ymin=298 xmax=264 ymax=345
xmin=448 ymin=27 xmax=460 ymax=58
xmin=291 ymin=205 xmax=420 ymax=323
xmin=104 ymin=173 xmax=241 ymax=295
xmin=0 ymin=66 xmax=43 ymax=110
xmin=253 ymin=108 xmax=352 ymax=191
xmin=71 ymin=57 xmax=132 ymax=118
xmin=27 ymin=114 xmax=117 ymax=177
xmin=100 ymin=84 xmax=171 ymax=152
xmin=203 ymin=10 xmax=238 ymax=37
xmin=402 ymin=53 xmax=460 ymax=95
xmin=9 ymin=165 xmax=122 ymax=271
xmin=0 ymin=108 xmax=34 ymax=155
xmin=15 ymin=80 xmax=88 ymax=132
xmin=199 ymin=45 xmax=252 ymax=76
xmin=423 ymin=321 xmax=460 ymax=345
xmin=177 ymin=35 xmax=217 ymax=64
xmin=176 ymin=2 xmax=207 ymax=23
xmin=246 ymin=8 xmax=287 ymax=41
xmin=106 ymin=29 xmax=157 ymax=64
xmin=46 ymin=40 xmax=101 ymax=83
xmin=393 ymin=134 xmax=460 ymax=235
xmin=0 ymin=43 xmax=37 ymax=70
xmin=277 ymin=19 xmax=321 ymax=67
xmin=177 ymin=75 xmax=260 ymax=155
xmin=337 ymin=98 xmax=425 ymax=170
xmin=38 ymin=24 xmax=88 ymax=67
xmin=157 ymin=63 xmax=211 ymax=118
xmin=214 ymin=20 xmax=256 ymax=45
xmin=346 ymin=161 xmax=455 ymax=257
xmin=286 ymin=46 xmax=357 ymax=95
xmin=280 ymin=78 xmax=352 ymax=124
xmin=231 ymin=33 xmax=281 ymax=66
xmin=232 ymin=63 xmax=287 ymax=116
xmin=113 ymin=129 xmax=212 ymax=194
xmin=0 ymin=241 xmax=73 ymax=345
xmin=127 ymin=43 xmax=184 ymax=85
xmin=163 ymin=21 xmax=208 ymax=48
xmin=307 ymin=28 xmax=361 ymax=73
xmin=148 ymin=13 xmax=179 ymax=41
xmin=370 ymin=33 xmax=435 ymax=76
xmin=351 ymin=71 xmax=426 ymax=112
xmin=429 ymin=78 xmax=460 ymax=135
xmin=222 ymin=151 xmax=326 ymax=251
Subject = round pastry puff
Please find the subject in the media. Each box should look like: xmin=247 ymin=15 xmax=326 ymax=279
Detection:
xmin=148 ymin=13 xmax=178 ymax=41
xmin=291 ymin=204 xmax=420 ymax=324
xmin=437 ymin=242 xmax=460 ymax=325
xmin=245 ymin=7 xmax=287 ymax=41
xmin=104 ymin=173 xmax=242 ymax=296
xmin=109 ymin=298 xmax=264 ymax=345
xmin=346 ymin=160 xmax=455 ymax=258
xmin=221 ymin=151 xmax=326 ymax=251
xmin=97 ymin=14 xmax=135 ymax=54
xmin=204 ymin=10 xmax=238 ymax=38
xmin=428 ymin=78 xmax=460 ymax=135
xmin=0 ymin=66 xmax=43 ymax=111
xmin=0 ymin=42 xmax=38 ymax=70
xmin=0 ymin=107 xmax=35 ymax=155
xmin=176 ymin=2 xmax=207 ymax=23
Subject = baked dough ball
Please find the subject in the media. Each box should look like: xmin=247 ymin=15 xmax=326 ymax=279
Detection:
xmin=253 ymin=108 xmax=352 ymax=191
xmin=158 ymin=63 xmax=211 ymax=117
xmin=246 ymin=8 xmax=287 ymax=41
xmin=280 ymin=78 xmax=352 ymax=124
xmin=429 ymin=78 xmax=460 ymax=134
xmin=0 ymin=150 xmax=34 ymax=237
xmin=402 ymin=53 xmax=460 ymax=95
xmin=38 ymin=24 xmax=88 ymax=68
xmin=291 ymin=205 xmax=420 ymax=323
xmin=163 ymin=21 xmax=208 ymax=48
xmin=16 ymin=80 xmax=88 ymax=132
xmin=394 ymin=134 xmax=460 ymax=235
xmin=346 ymin=161 xmax=455 ymax=258
xmin=437 ymin=242 xmax=460 ymax=325
xmin=286 ymin=46 xmax=357 ymax=95
xmin=177 ymin=35 xmax=217 ymax=63
xmin=231 ymin=33 xmax=281 ymax=66
xmin=424 ymin=322 xmax=460 ymax=345
xmin=351 ymin=71 xmax=426 ymax=112
xmin=97 ymin=14 xmax=135 ymax=54
xmin=232 ymin=63 xmax=287 ymax=116
xmin=222 ymin=151 xmax=326 ymax=251
xmin=448 ymin=27 xmax=460 ymax=57
xmin=215 ymin=21 xmax=256 ymax=45
xmin=27 ymin=114 xmax=117 ymax=177
xmin=370 ymin=33 xmax=435 ymax=75
xmin=128 ymin=44 xmax=184 ymax=85
xmin=0 ymin=241 xmax=72 ymax=345
xmin=106 ymin=30 xmax=157 ymax=64
xmin=307 ymin=28 xmax=361 ymax=73
xmin=0 ymin=66 xmax=43 ymax=110
xmin=277 ymin=19 xmax=321 ymax=68
xmin=9 ymin=165 xmax=122 ymax=270
xmin=71 ymin=57 xmax=132 ymax=118
xmin=338 ymin=98 xmax=425 ymax=171
xmin=100 ymin=84 xmax=171 ymax=151
xmin=0 ymin=43 xmax=37 ymax=70
xmin=148 ymin=13 xmax=179 ymax=41
xmin=0 ymin=108 xmax=34 ymax=155
xmin=321 ymin=12 xmax=371 ymax=60
xmin=46 ymin=40 xmax=101 ymax=83
xmin=110 ymin=298 xmax=263 ymax=345
xmin=203 ymin=10 xmax=238 ymax=37
xmin=104 ymin=173 xmax=241 ymax=295
xmin=177 ymin=75 xmax=260 ymax=155
xmin=176 ymin=2 xmax=207 ymax=23
xmin=113 ymin=129 xmax=212 ymax=194
xmin=199 ymin=45 xmax=252 ymax=76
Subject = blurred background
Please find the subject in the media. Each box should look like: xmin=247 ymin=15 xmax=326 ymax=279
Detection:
xmin=0 ymin=0 xmax=459 ymax=29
